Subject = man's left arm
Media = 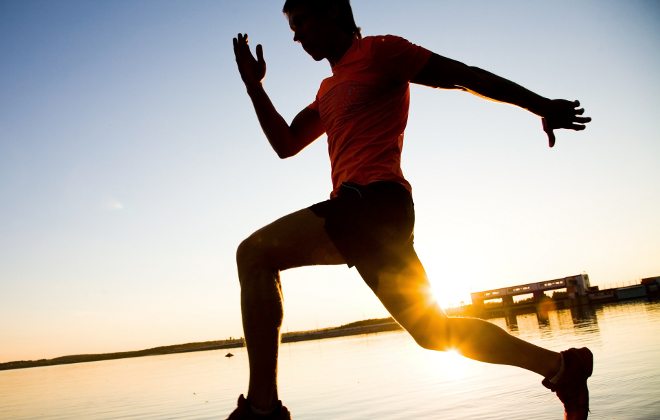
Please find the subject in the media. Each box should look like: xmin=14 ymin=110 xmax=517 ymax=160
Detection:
xmin=412 ymin=53 xmax=591 ymax=147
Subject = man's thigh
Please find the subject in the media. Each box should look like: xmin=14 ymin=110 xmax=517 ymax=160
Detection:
xmin=243 ymin=208 xmax=345 ymax=271
xmin=356 ymin=247 xmax=446 ymax=332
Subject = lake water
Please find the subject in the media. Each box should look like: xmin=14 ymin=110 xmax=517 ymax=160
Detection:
xmin=2 ymin=300 xmax=659 ymax=419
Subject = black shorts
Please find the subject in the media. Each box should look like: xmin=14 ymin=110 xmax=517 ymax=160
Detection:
xmin=309 ymin=181 xmax=415 ymax=289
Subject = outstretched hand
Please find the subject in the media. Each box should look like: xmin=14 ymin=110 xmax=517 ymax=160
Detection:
xmin=232 ymin=33 xmax=266 ymax=89
xmin=541 ymin=99 xmax=591 ymax=148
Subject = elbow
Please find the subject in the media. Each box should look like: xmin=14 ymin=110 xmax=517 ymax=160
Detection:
xmin=275 ymin=146 xmax=296 ymax=159
xmin=274 ymin=133 xmax=305 ymax=159
xmin=268 ymin=135 xmax=295 ymax=159
xmin=276 ymin=150 xmax=292 ymax=159
xmin=448 ymin=66 xmax=484 ymax=93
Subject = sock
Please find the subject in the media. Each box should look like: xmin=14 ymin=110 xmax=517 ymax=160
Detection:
xmin=250 ymin=403 xmax=276 ymax=416
xmin=549 ymin=353 xmax=565 ymax=384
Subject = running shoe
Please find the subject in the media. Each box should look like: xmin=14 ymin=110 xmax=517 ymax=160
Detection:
xmin=226 ymin=394 xmax=291 ymax=420
xmin=542 ymin=347 xmax=593 ymax=420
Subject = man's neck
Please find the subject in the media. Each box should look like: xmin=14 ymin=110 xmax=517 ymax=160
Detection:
xmin=327 ymin=34 xmax=356 ymax=67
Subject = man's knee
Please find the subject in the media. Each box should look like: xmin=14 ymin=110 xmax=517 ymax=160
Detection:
xmin=410 ymin=330 xmax=451 ymax=351
xmin=236 ymin=233 xmax=273 ymax=280
xmin=407 ymin=317 xmax=454 ymax=351
xmin=236 ymin=234 xmax=256 ymax=264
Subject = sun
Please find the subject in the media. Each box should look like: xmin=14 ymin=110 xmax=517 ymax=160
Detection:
xmin=429 ymin=278 xmax=467 ymax=310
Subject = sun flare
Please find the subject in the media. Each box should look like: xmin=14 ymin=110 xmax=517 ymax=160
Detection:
xmin=420 ymin=347 xmax=471 ymax=380
xmin=429 ymin=279 xmax=467 ymax=310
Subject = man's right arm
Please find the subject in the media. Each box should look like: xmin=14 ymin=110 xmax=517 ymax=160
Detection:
xmin=234 ymin=33 xmax=324 ymax=158
xmin=245 ymin=84 xmax=324 ymax=159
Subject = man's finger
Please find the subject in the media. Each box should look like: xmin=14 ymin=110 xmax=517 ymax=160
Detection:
xmin=256 ymin=44 xmax=264 ymax=64
xmin=543 ymin=118 xmax=556 ymax=148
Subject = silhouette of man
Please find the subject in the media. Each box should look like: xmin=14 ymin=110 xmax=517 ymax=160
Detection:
xmin=229 ymin=1 xmax=592 ymax=419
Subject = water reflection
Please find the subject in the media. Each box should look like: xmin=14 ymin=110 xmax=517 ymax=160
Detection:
xmin=487 ymin=303 xmax=603 ymax=351
xmin=1 ymin=301 xmax=658 ymax=419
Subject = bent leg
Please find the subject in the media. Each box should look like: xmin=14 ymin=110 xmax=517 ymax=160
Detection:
xmin=357 ymin=247 xmax=561 ymax=378
xmin=236 ymin=208 xmax=344 ymax=411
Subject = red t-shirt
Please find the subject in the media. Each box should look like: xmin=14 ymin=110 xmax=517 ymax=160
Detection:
xmin=309 ymin=35 xmax=432 ymax=197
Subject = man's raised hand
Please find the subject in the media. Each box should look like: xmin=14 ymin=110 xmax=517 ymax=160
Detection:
xmin=541 ymin=99 xmax=591 ymax=148
xmin=233 ymin=33 xmax=266 ymax=89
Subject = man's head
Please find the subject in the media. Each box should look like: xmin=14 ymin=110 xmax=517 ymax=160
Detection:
xmin=283 ymin=0 xmax=361 ymax=39
xmin=283 ymin=0 xmax=361 ymax=61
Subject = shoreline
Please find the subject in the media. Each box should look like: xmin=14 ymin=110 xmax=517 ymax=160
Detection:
xmin=0 ymin=318 xmax=402 ymax=372
xmin=4 ymin=295 xmax=656 ymax=372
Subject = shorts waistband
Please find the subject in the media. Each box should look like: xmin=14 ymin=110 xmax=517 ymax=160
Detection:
xmin=338 ymin=181 xmax=411 ymax=199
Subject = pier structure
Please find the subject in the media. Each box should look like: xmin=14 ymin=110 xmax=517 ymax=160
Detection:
xmin=471 ymin=274 xmax=591 ymax=309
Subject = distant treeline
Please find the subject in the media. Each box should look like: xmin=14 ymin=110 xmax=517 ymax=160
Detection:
xmin=0 ymin=338 xmax=243 ymax=371
xmin=1 ymin=317 xmax=400 ymax=371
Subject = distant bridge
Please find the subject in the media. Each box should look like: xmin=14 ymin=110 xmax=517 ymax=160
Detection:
xmin=471 ymin=274 xmax=591 ymax=307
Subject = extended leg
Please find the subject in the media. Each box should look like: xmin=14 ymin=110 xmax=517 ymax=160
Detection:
xmin=357 ymin=247 xmax=561 ymax=377
xmin=235 ymin=208 xmax=344 ymax=411
xmin=359 ymin=247 xmax=595 ymax=418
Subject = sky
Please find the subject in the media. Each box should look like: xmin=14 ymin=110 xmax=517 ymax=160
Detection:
xmin=1 ymin=0 xmax=659 ymax=363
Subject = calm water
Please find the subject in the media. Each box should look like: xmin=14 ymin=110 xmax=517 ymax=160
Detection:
xmin=2 ymin=301 xmax=659 ymax=419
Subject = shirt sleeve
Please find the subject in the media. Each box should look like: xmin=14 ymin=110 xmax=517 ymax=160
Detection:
xmin=372 ymin=35 xmax=432 ymax=83
xmin=308 ymin=97 xmax=319 ymax=111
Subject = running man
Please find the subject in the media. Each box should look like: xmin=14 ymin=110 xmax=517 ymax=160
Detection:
xmin=229 ymin=1 xmax=592 ymax=419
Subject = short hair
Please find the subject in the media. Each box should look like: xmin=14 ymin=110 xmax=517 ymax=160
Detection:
xmin=282 ymin=0 xmax=362 ymax=39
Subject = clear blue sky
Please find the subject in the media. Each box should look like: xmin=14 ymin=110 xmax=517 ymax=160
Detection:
xmin=1 ymin=0 xmax=659 ymax=362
